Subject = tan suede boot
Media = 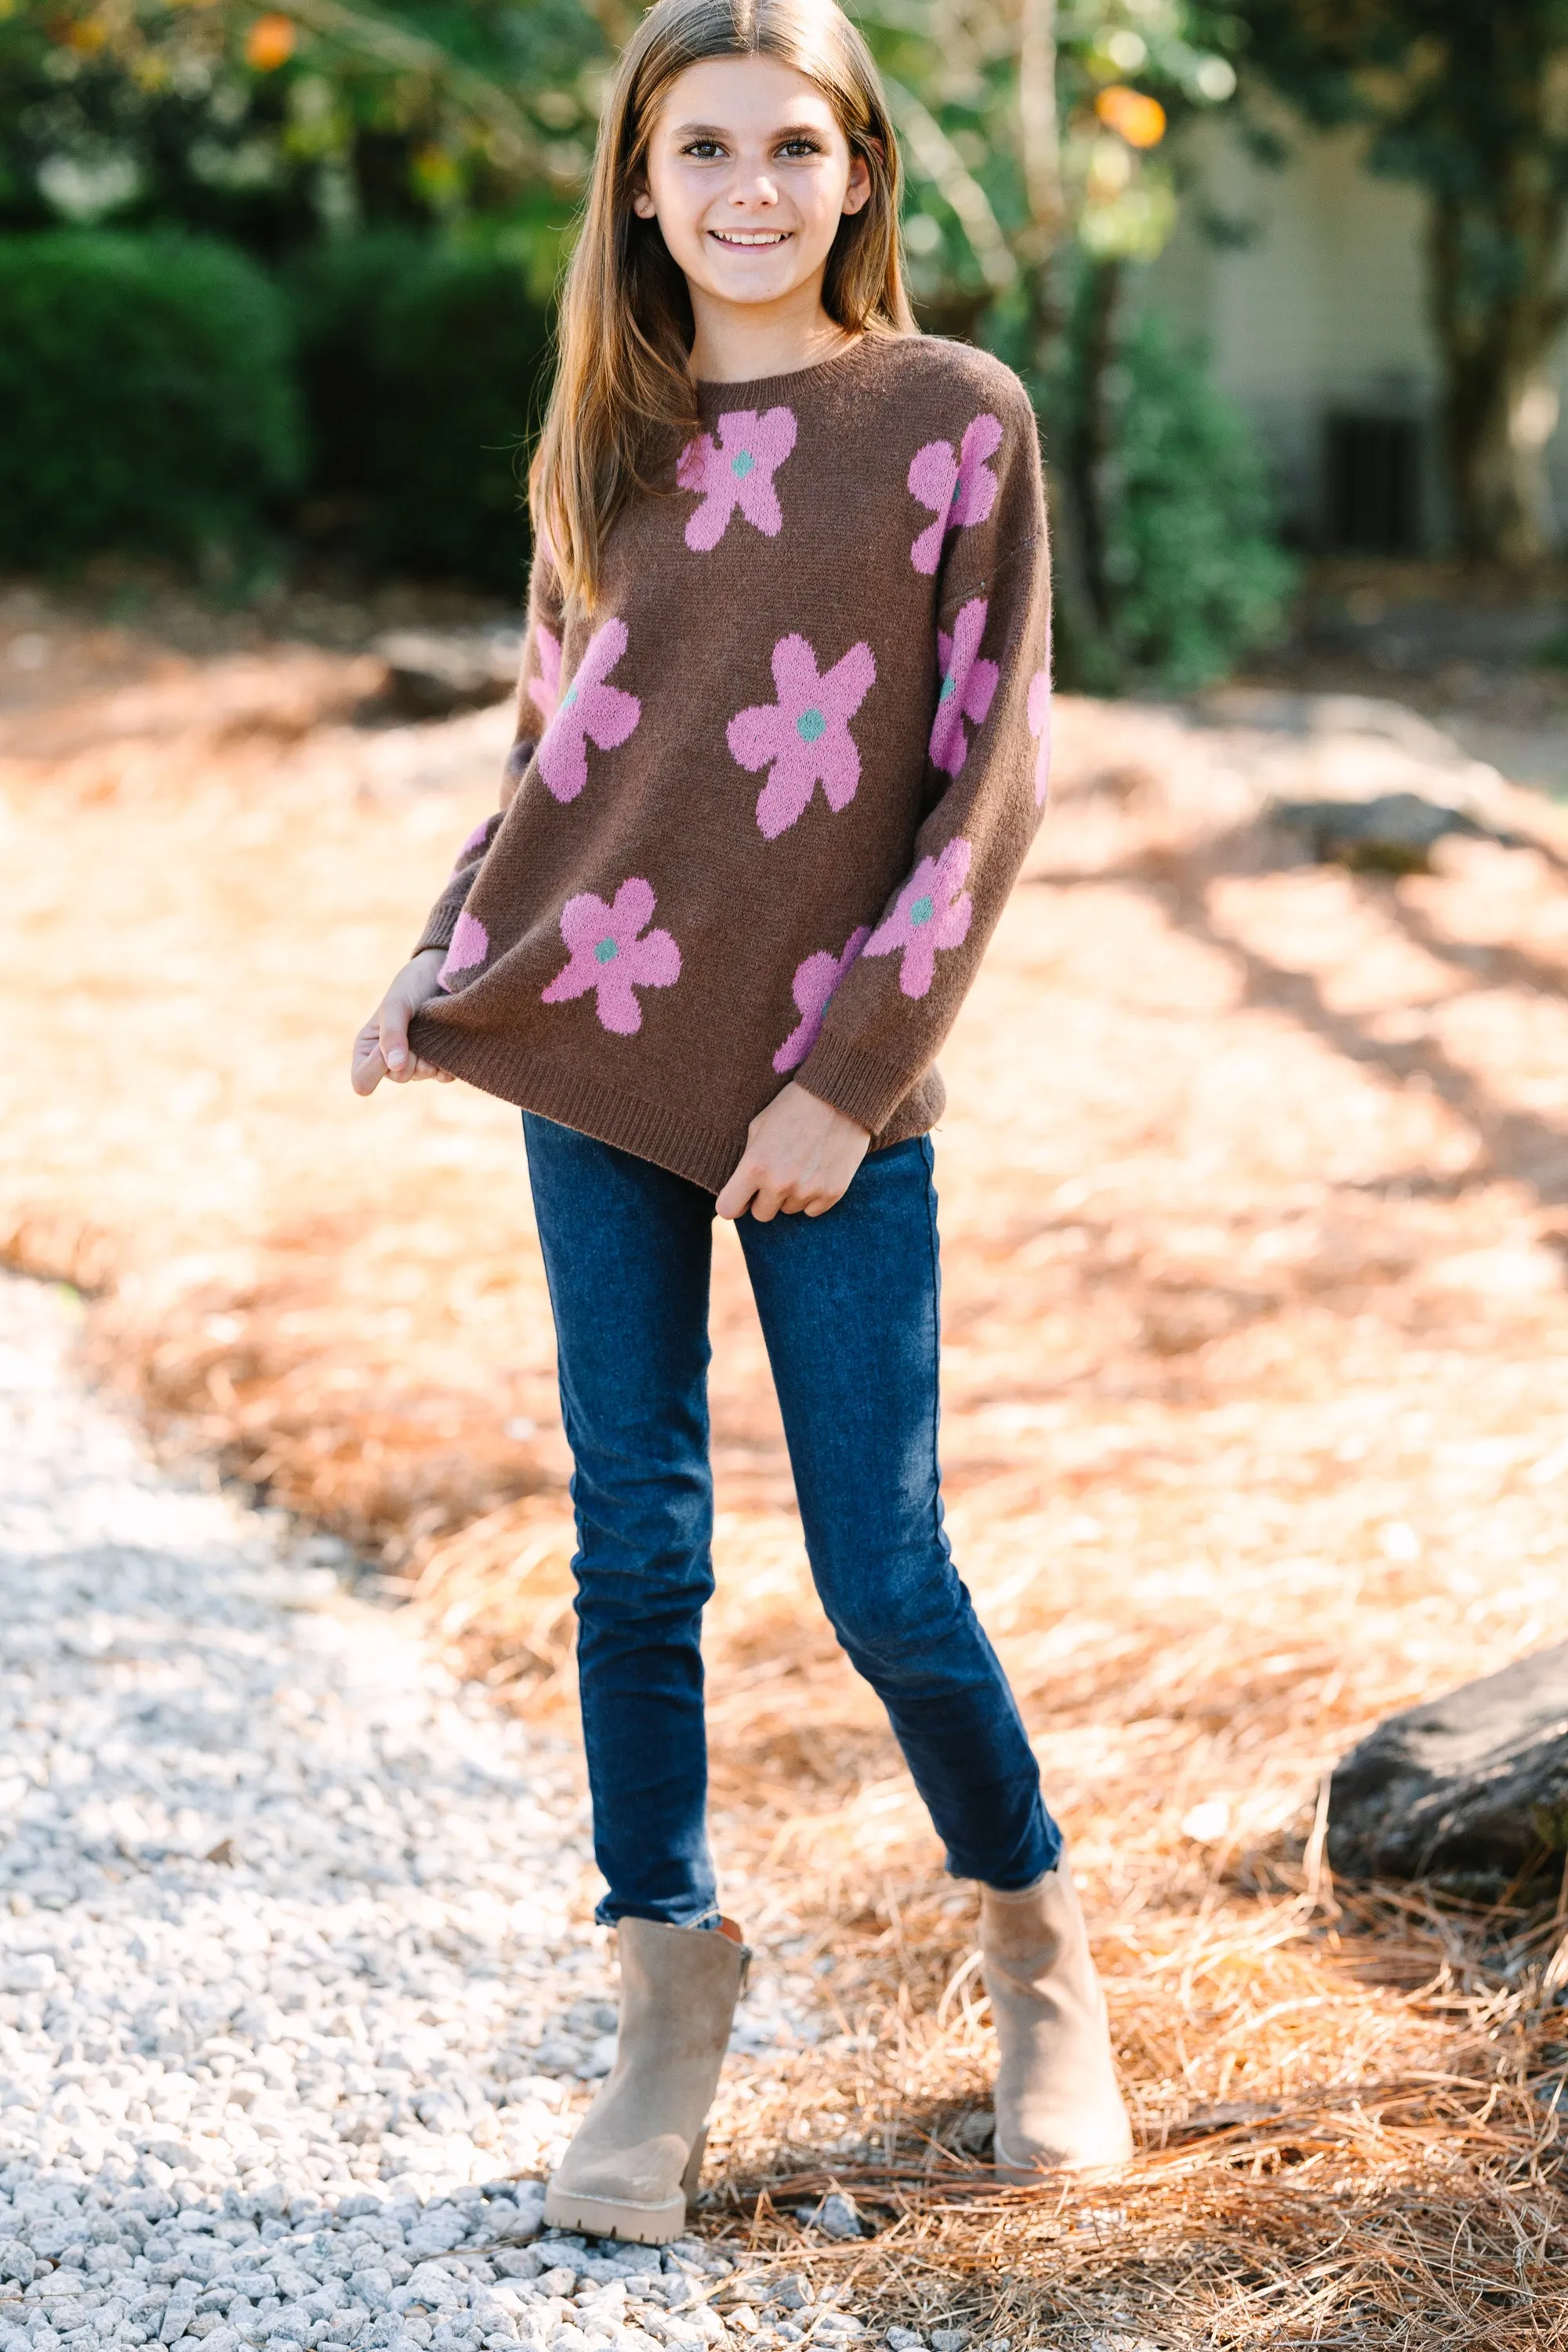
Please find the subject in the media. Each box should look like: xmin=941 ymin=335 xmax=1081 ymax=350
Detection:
xmin=980 ymin=1857 xmax=1134 ymax=2179
xmin=543 ymin=1917 xmax=749 ymax=2244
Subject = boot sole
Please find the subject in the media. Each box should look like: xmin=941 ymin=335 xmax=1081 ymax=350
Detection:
xmin=542 ymin=2183 xmax=687 ymax=2244
xmin=543 ymin=2129 xmax=708 ymax=2246
xmin=993 ymin=2127 xmax=1133 ymax=2181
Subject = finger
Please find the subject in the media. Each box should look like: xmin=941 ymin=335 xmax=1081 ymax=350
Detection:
xmin=351 ymin=1030 xmax=387 ymax=1097
xmin=715 ymin=1163 xmax=759 ymax=1221
xmin=746 ymin=1178 xmax=784 ymax=1224
xmin=379 ymin=1002 xmax=413 ymax=1078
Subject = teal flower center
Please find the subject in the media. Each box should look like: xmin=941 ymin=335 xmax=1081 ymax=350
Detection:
xmin=594 ymin=936 xmax=619 ymax=965
xmin=938 ymin=673 xmax=956 ymax=703
xmin=561 ymin=684 xmax=579 ymax=709
xmin=796 ymin=706 xmax=827 ymax=744
xmin=731 ymin=449 xmax=757 ymax=479
xmin=909 ymin=893 xmax=935 ymax=927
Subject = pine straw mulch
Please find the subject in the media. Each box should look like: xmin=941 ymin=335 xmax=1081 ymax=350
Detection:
xmin=5 ymin=592 xmax=1568 ymax=2343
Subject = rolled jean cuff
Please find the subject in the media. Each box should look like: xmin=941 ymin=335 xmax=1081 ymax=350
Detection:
xmin=953 ymin=1813 xmax=1063 ymax=1894
xmin=595 ymin=1896 xmax=723 ymax=1931
xmin=977 ymin=1867 xmax=1058 ymax=1898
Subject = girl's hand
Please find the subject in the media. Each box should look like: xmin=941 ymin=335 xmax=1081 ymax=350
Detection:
xmin=716 ymin=1082 xmax=869 ymax=1221
xmin=351 ymin=949 xmax=454 ymax=1094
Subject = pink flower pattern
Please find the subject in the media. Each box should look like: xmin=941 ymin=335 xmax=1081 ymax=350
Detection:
xmin=439 ymin=909 xmax=489 ymax=990
xmin=540 ymin=877 xmax=681 ymax=1036
xmin=429 ymin=412 xmax=1026 ymax=1053
xmin=773 ymin=926 xmax=872 ymax=1074
xmin=537 ymin=619 xmax=641 ymax=804
xmin=527 ymin=624 xmax=562 ymax=725
xmin=865 ymin=839 xmax=973 ymax=1000
xmin=677 ymin=406 xmax=798 ymax=551
xmin=1027 ymin=657 xmax=1051 ymax=806
xmin=906 ymin=412 xmax=1003 ymax=574
xmin=930 ymin=597 xmax=999 ymax=777
xmin=727 ymin=632 xmax=877 ymax=840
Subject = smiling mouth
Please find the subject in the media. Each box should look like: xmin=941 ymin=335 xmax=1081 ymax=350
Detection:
xmin=709 ymin=229 xmax=789 ymax=248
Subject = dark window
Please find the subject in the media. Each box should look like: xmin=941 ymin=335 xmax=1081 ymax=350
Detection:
xmin=1324 ymin=413 xmax=1421 ymax=554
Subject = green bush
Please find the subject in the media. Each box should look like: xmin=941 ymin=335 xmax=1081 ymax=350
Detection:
xmin=0 ymin=232 xmax=301 ymax=570
xmin=290 ymin=236 xmax=553 ymax=590
xmin=1098 ymin=312 xmax=1296 ymax=691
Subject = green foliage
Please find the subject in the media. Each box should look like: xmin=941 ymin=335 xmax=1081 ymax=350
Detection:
xmin=289 ymin=233 xmax=551 ymax=587
xmin=0 ymin=0 xmax=609 ymax=260
xmin=855 ymin=0 xmax=1243 ymax=335
xmin=1235 ymin=0 xmax=1568 ymax=197
xmin=0 ymin=229 xmax=301 ymax=570
xmin=1085 ymin=312 xmax=1295 ymax=691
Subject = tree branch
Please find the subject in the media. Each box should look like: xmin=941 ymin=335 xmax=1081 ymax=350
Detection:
xmin=1018 ymin=0 xmax=1066 ymax=245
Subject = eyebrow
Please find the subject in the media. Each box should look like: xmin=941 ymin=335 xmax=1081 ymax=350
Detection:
xmin=668 ymin=120 xmax=828 ymax=140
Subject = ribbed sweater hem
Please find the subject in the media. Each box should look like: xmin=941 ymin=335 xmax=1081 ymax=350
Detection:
xmin=406 ymin=1018 xmax=943 ymax=1192
xmin=406 ymin=1019 xmax=745 ymax=1191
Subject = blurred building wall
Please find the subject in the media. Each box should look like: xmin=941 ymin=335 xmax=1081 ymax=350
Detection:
xmin=1144 ymin=114 xmax=1568 ymax=555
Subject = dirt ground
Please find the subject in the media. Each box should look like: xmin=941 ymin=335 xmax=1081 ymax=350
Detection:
xmin=6 ymin=572 xmax=1568 ymax=2346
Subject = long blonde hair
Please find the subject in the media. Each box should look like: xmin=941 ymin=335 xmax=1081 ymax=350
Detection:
xmin=532 ymin=0 xmax=915 ymax=607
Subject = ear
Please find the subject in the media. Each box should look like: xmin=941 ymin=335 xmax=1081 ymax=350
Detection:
xmin=842 ymin=143 xmax=876 ymax=217
xmin=631 ymin=180 xmax=658 ymax=220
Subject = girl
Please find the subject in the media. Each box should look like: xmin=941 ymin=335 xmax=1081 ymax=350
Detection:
xmin=353 ymin=0 xmax=1131 ymax=2243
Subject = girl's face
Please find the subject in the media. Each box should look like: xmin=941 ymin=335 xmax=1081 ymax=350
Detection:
xmin=633 ymin=56 xmax=871 ymax=320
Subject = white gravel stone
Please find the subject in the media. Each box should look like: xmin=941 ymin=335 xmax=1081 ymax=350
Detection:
xmin=0 ymin=1276 xmax=866 ymax=2352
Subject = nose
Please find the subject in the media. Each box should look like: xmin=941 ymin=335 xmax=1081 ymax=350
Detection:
xmin=729 ymin=172 xmax=779 ymax=207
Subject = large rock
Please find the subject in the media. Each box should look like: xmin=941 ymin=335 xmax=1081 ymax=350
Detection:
xmin=1327 ymin=1642 xmax=1568 ymax=1896
xmin=373 ymin=626 xmax=522 ymax=716
xmin=1269 ymin=789 xmax=1501 ymax=874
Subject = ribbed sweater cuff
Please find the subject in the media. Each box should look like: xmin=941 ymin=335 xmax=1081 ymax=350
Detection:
xmin=412 ymin=897 xmax=464 ymax=957
xmin=795 ymin=1033 xmax=920 ymax=1137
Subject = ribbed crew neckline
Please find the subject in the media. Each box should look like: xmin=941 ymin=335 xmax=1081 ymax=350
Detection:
xmin=692 ymin=327 xmax=898 ymax=412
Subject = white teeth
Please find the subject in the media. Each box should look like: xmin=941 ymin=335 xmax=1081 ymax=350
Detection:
xmin=714 ymin=230 xmax=785 ymax=245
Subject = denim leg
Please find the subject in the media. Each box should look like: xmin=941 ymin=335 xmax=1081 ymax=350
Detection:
xmin=522 ymin=1113 xmax=719 ymax=1928
xmin=738 ymin=1137 xmax=1059 ymax=1889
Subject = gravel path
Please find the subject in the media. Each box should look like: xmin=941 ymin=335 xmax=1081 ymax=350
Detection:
xmin=0 ymin=1276 xmax=845 ymax=2352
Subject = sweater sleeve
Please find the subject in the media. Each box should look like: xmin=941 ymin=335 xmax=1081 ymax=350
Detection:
xmin=411 ymin=543 xmax=566 ymax=958
xmin=794 ymin=382 xmax=1052 ymax=1134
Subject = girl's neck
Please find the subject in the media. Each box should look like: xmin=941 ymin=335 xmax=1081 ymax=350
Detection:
xmin=687 ymin=282 xmax=858 ymax=385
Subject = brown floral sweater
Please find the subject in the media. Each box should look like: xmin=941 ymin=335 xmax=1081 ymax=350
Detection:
xmin=408 ymin=329 xmax=1052 ymax=1193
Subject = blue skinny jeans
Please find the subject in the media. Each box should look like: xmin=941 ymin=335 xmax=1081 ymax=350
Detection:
xmin=522 ymin=1112 xmax=1060 ymax=1926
